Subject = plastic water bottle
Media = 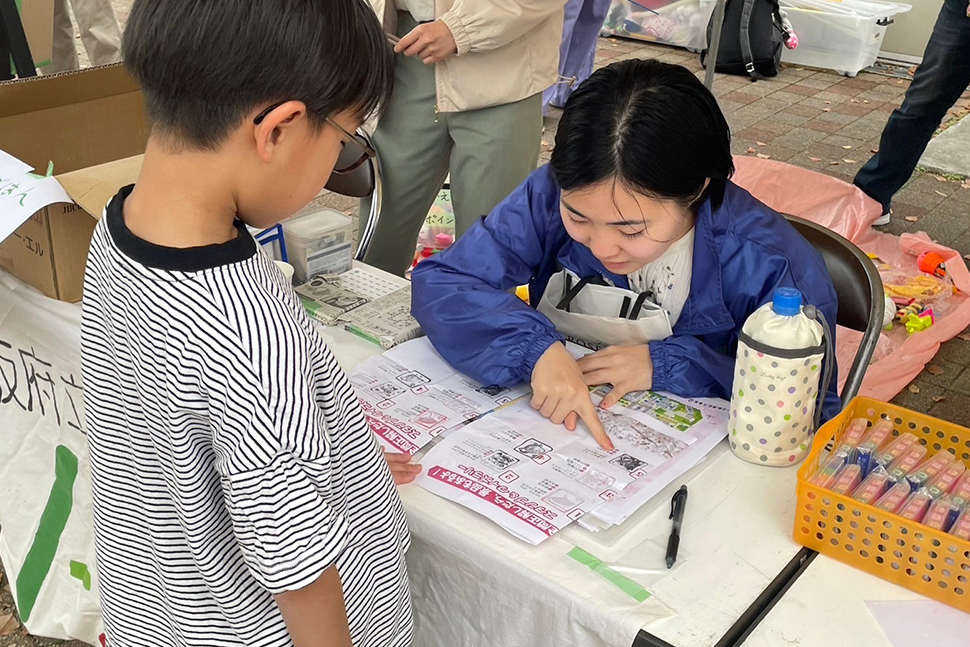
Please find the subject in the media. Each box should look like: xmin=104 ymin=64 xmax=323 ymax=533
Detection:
xmin=730 ymin=288 xmax=832 ymax=467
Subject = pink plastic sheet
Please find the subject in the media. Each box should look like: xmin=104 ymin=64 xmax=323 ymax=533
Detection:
xmin=732 ymin=156 xmax=970 ymax=402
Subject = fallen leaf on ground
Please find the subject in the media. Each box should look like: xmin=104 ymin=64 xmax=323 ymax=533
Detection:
xmin=746 ymin=147 xmax=757 ymax=154
xmin=809 ymin=157 xmax=822 ymax=162
xmin=934 ymin=175 xmax=948 ymax=182
xmin=935 ymin=190 xmax=947 ymax=197
xmin=756 ymin=153 xmax=772 ymax=159
xmin=927 ymin=364 xmax=944 ymax=376
xmin=933 ymin=395 xmax=946 ymax=403
xmin=957 ymin=332 xmax=970 ymax=341
xmin=829 ymin=161 xmax=840 ymax=166
xmin=863 ymin=100 xmax=870 ymax=104
xmin=825 ymin=100 xmax=832 ymax=104
xmin=0 ymin=613 xmax=18 ymax=636
xmin=905 ymin=215 xmax=920 ymax=222
xmin=909 ymin=384 xmax=921 ymax=394
xmin=822 ymin=108 xmax=831 ymax=112
xmin=843 ymin=159 xmax=858 ymax=163
xmin=757 ymin=141 xmax=768 ymax=146
xmin=842 ymin=145 xmax=853 ymax=149
xmin=871 ymin=148 xmax=879 ymax=154
xmin=850 ymin=99 xmax=859 ymax=103
xmin=961 ymin=182 xmax=970 ymax=189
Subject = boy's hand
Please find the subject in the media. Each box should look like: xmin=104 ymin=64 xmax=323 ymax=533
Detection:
xmin=384 ymin=452 xmax=422 ymax=485
xmin=531 ymin=343 xmax=613 ymax=451
xmin=577 ymin=345 xmax=654 ymax=410
xmin=396 ymin=21 xmax=458 ymax=64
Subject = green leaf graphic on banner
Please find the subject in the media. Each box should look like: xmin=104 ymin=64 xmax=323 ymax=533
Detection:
xmin=70 ymin=561 xmax=91 ymax=591
xmin=16 ymin=445 xmax=79 ymax=621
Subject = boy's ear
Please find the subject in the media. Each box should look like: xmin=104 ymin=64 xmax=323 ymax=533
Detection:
xmin=252 ymin=101 xmax=308 ymax=163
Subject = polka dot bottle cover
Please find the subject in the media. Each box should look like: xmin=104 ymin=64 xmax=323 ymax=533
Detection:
xmin=730 ymin=288 xmax=827 ymax=467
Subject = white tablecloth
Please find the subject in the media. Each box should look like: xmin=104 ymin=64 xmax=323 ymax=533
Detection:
xmin=1 ymin=266 xmax=810 ymax=647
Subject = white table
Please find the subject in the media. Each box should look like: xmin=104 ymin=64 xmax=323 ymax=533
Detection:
xmin=741 ymin=554 xmax=931 ymax=647
xmin=321 ymin=265 xmax=814 ymax=647
xmin=0 ymin=265 xmax=813 ymax=647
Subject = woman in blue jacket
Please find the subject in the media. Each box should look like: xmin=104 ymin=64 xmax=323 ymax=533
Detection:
xmin=412 ymin=59 xmax=839 ymax=450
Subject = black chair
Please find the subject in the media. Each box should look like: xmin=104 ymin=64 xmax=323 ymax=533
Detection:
xmin=785 ymin=215 xmax=885 ymax=403
xmin=320 ymin=129 xmax=383 ymax=262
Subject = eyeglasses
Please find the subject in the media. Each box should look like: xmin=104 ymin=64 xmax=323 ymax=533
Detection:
xmin=253 ymin=102 xmax=376 ymax=175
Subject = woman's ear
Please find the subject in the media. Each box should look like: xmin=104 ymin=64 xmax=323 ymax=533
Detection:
xmin=252 ymin=100 xmax=308 ymax=164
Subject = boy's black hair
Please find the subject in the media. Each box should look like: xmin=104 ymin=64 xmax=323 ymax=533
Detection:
xmin=551 ymin=59 xmax=734 ymax=212
xmin=123 ymin=0 xmax=394 ymax=150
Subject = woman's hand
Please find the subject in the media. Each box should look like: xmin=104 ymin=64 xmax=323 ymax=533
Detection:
xmin=577 ymin=344 xmax=654 ymax=409
xmin=531 ymin=343 xmax=613 ymax=450
xmin=396 ymin=21 xmax=458 ymax=65
xmin=384 ymin=452 xmax=422 ymax=485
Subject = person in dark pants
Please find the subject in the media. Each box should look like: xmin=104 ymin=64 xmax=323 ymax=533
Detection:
xmin=854 ymin=0 xmax=970 ymax=226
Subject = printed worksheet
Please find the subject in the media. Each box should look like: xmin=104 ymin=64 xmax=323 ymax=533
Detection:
xmin=417 ymin=401 xmax=692 ymax=544
xmin=338 ymin=287 xmax=423 ymax=349
xmin=349 ymin=338 xmax=530 ymax=454
xmin=296 ymin=275 xmax=369 ymax=325
xmin=585 ymin=393 xmax=730 ymax=528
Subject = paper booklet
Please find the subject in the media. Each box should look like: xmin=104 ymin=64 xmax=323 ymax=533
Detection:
xmin=416 ymin=390 xmax=727 ymax=544
xmin=349 ymin=338 xmax=530 ymax=454
xmin=296 ymin=269 xmax=422 ymax=348
xmin=338 ymin=286 xmax=423 ymax=350
xmin=296 ymin=276 xmax=369 ymax=325
xmin=351 ymin=338 xmax=729 ymax=542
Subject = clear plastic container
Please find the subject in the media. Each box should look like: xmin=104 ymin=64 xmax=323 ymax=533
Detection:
xmin=780 ymin=0 xmax=912 ymax=77
xmin=281 ymin=209 xmax=353 ymax=283
xmin=601 ymin=0 xmax=716 ymax=53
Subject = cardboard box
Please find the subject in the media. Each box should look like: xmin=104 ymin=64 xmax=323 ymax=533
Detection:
xmin=0 ymin=64 xmax=148 ymax=301
xmin=20 ymin=0 xmax=55 ymax=67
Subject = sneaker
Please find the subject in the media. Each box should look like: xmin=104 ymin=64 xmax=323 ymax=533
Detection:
xmin=874 ymin=209 xmax=892 ymax=226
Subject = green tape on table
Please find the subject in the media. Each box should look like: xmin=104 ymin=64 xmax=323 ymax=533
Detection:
xmin=568 ymin=547 xmax=652 ymax=603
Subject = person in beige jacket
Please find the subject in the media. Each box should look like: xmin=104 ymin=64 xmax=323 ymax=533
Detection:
xmin=363 ymin=0 xmax=566 ymax=275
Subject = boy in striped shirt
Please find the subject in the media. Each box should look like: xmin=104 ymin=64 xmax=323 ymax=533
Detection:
xmin=79 ymin=1 xmax=417 ymax=645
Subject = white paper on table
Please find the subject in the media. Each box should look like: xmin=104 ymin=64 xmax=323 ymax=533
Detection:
xmin=0 ymin=151 xmax=72 ymax=243
xmin=586 ymin=394 xmax=729 ymax=527
xmin=337 ymin=267 xmax=402 ymax=300
xmin=866 ymin=599 xmax=970 ymax=647
xmin=348 ymin=338 xmax=530 ymax=454
xmin=416 ymin=399 xmax=695 ymax=544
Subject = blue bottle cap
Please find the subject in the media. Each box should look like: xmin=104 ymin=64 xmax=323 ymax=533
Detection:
xmin=772 ymin=287 xmax=802 ymax=316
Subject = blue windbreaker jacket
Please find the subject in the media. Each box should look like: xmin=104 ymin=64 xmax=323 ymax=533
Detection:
xmin=411 ymin=166 xmax=841 ymax=421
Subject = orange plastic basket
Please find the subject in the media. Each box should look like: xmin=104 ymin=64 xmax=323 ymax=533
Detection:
xmin=795 ymin=397 xmax=970 ymax=611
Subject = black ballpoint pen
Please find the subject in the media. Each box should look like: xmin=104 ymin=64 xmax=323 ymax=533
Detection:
xmin=665 ymin=485 xmax=688 ymax=569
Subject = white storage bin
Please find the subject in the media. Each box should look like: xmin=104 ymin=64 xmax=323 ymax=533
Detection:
xmin=780 ymin=0 xmax=911 ymax=77
xmin=601 ymin=0 xmax=716 ymax=53
xmin=282 ymin=209 xmax=353 ymax=283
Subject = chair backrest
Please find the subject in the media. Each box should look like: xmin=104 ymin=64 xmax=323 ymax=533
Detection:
xmin=314 ymin=129 xmax=381 ymax=261
xmin=784 ymin=215 xmax=885 ymax=402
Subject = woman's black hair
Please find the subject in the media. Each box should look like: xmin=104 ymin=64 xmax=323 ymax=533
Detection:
xmin=550 ymin=59 xmax=734 ymax=213
xmin=123 ymin=0 xmax=393 ymax=151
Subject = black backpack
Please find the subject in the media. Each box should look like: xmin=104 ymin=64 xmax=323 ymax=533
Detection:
xmin=701 ymin=0 xmax=785 ymax=81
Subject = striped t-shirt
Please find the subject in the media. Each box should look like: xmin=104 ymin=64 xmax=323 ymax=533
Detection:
xmin=80 ymin=186 xmax=412 ymax=647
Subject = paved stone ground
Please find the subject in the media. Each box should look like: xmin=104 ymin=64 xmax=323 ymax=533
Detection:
xmin=5 ymin=18 xmax=970 ymax=647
